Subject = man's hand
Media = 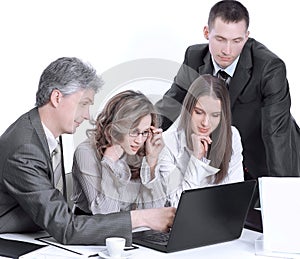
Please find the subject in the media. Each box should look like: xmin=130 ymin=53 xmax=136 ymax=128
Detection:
xmin=131 ymin=207 xmax=176 ymax=232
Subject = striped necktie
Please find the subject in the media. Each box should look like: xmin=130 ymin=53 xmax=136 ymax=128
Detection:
xmin=51 ymin=141 xmax=62 ymax=189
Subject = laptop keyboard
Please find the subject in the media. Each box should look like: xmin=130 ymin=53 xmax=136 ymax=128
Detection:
xmin=142 ymin=231 xmax=170 ymax=243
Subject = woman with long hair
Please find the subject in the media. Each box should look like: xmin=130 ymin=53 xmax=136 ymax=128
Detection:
xmin=72 ymin=90 xmax=166 ymax=214
xmin=160 ymin=74 xmax=244 ymax=207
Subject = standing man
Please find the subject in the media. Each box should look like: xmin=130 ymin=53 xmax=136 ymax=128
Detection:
xmin=0 ymin=57 xmax=175 ymax=245
xmin=156 ymin=0 xmax=300 ymax=184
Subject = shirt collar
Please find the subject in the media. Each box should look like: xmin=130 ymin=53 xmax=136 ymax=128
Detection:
xmin=42 ymin=123 xmax=59 ymax=154
xmin=176 ymin=129 xmax=192 ymax=154
xmin=212 ymin=55 xmax=240 ymax=77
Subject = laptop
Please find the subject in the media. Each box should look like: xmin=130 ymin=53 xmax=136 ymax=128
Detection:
xmin=132 ymin=180 xmax=257 ymax=253
xmin=244 ymin=186 xmax=263 ymax=233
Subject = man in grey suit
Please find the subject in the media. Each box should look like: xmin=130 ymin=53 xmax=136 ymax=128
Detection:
xmin=0 ymin=57 xmax=175 ymax=245
xmin=156 ymin=0 xmax=300 ymax=182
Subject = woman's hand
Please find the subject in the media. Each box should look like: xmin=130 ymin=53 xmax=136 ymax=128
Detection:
xmin=191 ymin=133 xmax=212 ymax=160
xmin=145 ymin=126 xmax=165 ymax=170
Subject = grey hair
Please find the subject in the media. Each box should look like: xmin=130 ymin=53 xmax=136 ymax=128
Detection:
xmin=35 ymin=57 xmax=104 ymax=107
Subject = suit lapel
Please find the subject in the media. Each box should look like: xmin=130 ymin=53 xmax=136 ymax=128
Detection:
xmin=29 ymin=108 xmax=55 ymax=182
xmin=228 ymin=41 xmax=252 ymax=107
xmin=196 ymin=41 xmax=253 ymax=108
xmin=198 ymin=52 xmax=214 ymax=75
xmin=29 ymin=108 xmax=67 ymax=198
xmin=29 ymin=108 xmax=51 ymax=160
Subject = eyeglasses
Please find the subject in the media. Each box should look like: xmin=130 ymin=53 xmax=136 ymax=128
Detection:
xmin=129 ymin=130 xmax=150 ymax=138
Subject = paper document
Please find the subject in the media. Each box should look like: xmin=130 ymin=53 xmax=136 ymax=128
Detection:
xmin=36 ymin=236 xmax=104 ymax=257
xmin=259 ymin=177 xmax=300 ymax=254
xmin=36 ymin=235 xmax=138 ymax=257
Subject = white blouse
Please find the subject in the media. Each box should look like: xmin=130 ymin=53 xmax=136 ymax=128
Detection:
xmin=159 ymin=126 xmax=244 ymax=207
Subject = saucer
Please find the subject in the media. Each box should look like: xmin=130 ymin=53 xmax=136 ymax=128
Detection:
xmin=98 ymin=249 xmax=132 ymax=259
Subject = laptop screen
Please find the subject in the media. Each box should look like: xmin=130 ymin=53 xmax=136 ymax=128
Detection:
xmin=133 ymin=180 xmax=257 ymax=253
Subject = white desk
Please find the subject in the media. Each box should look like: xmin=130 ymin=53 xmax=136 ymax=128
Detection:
xmin=0 ymin=229 xmax=278 ymax=259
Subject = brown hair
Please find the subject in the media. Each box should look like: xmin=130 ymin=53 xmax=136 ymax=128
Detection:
xmin=88 ymin=90 xmax=159 ymax=179
xmin=178 ymin=74 xmax=232 ymax=183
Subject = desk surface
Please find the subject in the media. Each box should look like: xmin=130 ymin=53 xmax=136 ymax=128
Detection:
xmin=0 ymin=229 xmax=279 ymax=259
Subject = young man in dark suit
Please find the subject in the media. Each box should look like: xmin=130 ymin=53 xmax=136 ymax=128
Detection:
xmin=0 ymin=57 xmax=175 ymax=245
xmin=156 ymin=0 xmax=300 ymax=184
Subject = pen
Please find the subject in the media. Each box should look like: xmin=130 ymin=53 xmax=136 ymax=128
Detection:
xmin=124 ymin=244 xmax=139 ymax=250
xmin=88 ymin=245 xmax=139 ymax=258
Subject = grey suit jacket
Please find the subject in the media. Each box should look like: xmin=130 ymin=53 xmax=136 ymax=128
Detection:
xmin=156 ymin=38 xmax=300 ymax=179
xmin=0 ymin=107 xmax=132 ymax=245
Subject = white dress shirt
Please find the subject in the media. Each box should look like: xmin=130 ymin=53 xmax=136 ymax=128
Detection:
xmin=159 ymin=126 xmax=244 ymax=207
xmin=42 ymin=123 xmax=58 ymax=155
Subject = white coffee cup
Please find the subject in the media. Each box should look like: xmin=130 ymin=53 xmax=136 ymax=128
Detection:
xmin=106 ymin=237 xmax=126 ymax=258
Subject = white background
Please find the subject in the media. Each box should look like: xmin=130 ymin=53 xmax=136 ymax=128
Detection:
xmin=0 ymin=0 xmax=298 ymax=169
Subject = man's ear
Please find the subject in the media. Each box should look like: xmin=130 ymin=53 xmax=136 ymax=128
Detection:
xmin=203 ymin=25 xmax=209 ymax=40
xmin=50 ymin=89 xmax=62 ymax=107
xmin=246 ymin=30 xmax=250 ymax=39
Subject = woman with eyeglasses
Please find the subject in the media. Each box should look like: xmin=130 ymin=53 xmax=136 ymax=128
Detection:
xmin=71 ymin=90 xmax=166 ymax=215
xmin=159 ymin=74 xmax=244 ymax=207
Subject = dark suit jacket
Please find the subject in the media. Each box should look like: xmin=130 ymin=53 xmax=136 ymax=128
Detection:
xmin=156 ymin=38 xmax=300 ymax=179
xmin=0 ymin=107 xmax=132 ymax=245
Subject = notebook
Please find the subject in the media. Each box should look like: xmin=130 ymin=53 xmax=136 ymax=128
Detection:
xmin=0 ymin=237 xmax=46 ymax=259
xmin=132 ymin=180 xmax=257 ymax=253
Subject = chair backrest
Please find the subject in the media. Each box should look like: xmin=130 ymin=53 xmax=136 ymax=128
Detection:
xmin=65 ymin=172 xmax=74 ymax=208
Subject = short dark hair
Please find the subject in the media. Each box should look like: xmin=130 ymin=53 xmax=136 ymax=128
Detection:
xmin=208 ymin=0 xmax=249 ymax=29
